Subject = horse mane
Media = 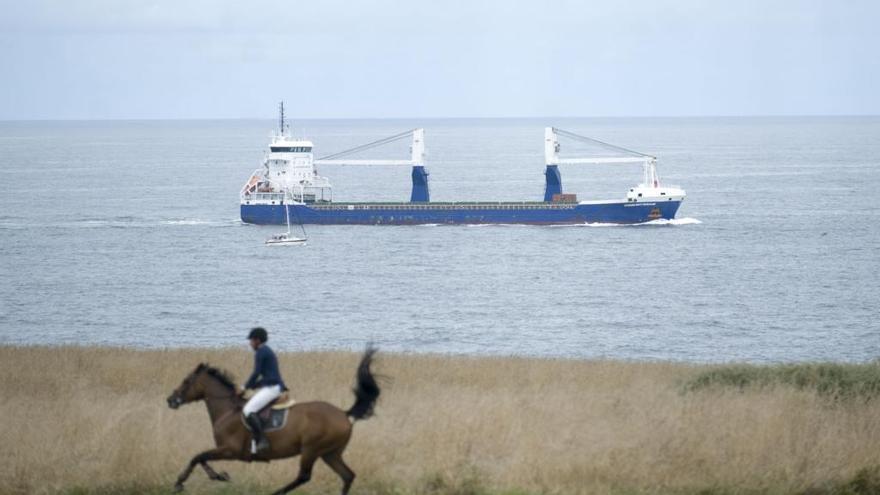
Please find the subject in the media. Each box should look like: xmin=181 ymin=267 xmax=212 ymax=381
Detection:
xmin=197 ymin=363 xmax=238 ymax=391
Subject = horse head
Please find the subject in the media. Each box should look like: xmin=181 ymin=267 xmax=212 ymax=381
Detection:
xmin=167 ymin=363 xmax=210 ymax=409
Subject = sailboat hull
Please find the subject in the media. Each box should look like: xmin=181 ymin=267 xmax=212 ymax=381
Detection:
xmin=265 ymin=239 xmax=307 ymax=246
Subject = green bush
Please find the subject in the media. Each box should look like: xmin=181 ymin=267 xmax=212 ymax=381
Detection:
xmin=685 ymin=362 xmax=880 ymax=401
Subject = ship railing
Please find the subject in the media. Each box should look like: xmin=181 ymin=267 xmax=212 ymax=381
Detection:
xmin=242 ymin=192 xmax=286 ymax=204
xmin=636 ymin=182 xmax=683 ymax=190
xmin=310 ymin=202 xmax=579 ymax=211
xmin=242 ymin=191 xmax=325 ymax=204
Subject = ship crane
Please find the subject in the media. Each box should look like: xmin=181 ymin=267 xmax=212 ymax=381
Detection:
xmin=314 ymin=129 xmax=429 ymax=202
xmin=543 ymin=127 xmax=681 ymax=204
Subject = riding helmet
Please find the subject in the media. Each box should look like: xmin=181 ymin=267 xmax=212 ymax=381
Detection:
xmin=247 ymin=327 xmax=268 ymax=343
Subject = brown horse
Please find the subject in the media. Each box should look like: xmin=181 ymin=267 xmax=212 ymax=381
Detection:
xmin=166 ymin=347 xmax=380 ymax=495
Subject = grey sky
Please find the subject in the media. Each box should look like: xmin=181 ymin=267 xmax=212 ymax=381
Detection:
xmin=1 ymin=0 xmax=877 ymax=119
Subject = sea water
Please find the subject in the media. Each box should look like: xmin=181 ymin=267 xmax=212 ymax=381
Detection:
xmin=0 ymin=117 xmax=878 ymax=362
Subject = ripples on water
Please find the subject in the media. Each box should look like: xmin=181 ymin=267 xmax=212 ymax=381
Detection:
xmin=0 ymin=117 xmax=878 ymax=362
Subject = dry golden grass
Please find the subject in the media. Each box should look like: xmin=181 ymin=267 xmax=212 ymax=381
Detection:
xmin=0 ymin=346 xmax=878 ymax=495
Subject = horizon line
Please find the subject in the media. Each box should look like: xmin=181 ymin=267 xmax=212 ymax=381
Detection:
xmin=2 ymin=113 xmax=879 ymax=123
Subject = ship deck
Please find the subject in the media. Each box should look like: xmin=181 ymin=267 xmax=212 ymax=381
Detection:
xmin=307 ymin=201 xmax=580 ymax=210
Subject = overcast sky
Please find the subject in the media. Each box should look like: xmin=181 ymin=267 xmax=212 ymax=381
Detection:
xmin=1 ymin=0 xmax=877 ymax=119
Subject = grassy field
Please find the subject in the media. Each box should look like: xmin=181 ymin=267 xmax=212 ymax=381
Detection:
xmin=1 ymin=346 xmax=878 ymax=495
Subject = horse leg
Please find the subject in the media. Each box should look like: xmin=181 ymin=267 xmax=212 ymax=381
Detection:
xmin=271 ymin=451 xmax=318 ymax=495
xmin=200 ymin=461 xmax=231 ymax=482
xmin=322 ymin=451 xmax=355 ymax=495
xmin=173 ymin=447 xmax=236 ymax=492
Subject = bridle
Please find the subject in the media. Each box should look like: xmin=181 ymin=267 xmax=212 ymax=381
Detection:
xmin=168 ymin=369 xmax=239 ymax=409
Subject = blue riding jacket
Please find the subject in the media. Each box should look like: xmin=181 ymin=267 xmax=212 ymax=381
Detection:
xmin=244 ymin=344 xmax=288 ymax=391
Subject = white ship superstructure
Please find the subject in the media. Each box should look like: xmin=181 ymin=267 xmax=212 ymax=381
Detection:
xmin=240 ymin=102 xmax=332 ymax=205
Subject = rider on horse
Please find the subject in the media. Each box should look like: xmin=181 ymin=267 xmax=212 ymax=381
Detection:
xmin=241 ymin=327 xmax=288 ymax=454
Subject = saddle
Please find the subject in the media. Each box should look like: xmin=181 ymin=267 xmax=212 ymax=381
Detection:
xmin=243 ymin=392 xmax=296 ymax=433
xmin=269 ymin=391 xmax=296 ymax=411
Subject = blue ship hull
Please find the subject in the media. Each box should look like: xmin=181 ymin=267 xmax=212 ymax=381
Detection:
xmin=241 ymin=200 xmax=682 ymax=225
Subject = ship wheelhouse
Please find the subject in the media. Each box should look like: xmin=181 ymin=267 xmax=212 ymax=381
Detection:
xmin=241 ymin=125 xmax=332 ymax=205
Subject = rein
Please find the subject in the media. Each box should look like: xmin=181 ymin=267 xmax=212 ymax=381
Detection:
xmin=201 ymin=379 xmax=244 ymax=427
xmin=205 ymin=390 xmax=239 ymax=401
xmin=178 ymin=369 xmax=243 ymax=426
xmin=212 ymin=407 xmax=240 ymax=427
xmin=201 ymin=378 xmax=242 ymax=401
xmin=179 ymin=369 xmax=240 ymax=401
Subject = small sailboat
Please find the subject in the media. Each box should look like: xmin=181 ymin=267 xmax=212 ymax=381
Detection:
xmin=265 ymin=203 xmax=307 ymax=246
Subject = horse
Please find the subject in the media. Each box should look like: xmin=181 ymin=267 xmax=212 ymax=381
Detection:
xmin=166 ymin=347 xmax=380 ymax=495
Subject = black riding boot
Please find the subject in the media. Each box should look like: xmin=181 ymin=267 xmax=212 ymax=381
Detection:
xmin=245 ymin=413 xmax=270 ymax=453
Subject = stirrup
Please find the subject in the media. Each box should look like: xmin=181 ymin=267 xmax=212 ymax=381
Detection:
xmin=251 ymin=438 xmax=270 ymax=454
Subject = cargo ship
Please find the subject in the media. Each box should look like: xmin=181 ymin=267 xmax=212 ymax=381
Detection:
xmin=240 ymin=104 xmax=685 ymax=225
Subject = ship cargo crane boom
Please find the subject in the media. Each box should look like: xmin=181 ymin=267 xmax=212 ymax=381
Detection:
xmin=314 ymin=129 xmax=428 ymax=201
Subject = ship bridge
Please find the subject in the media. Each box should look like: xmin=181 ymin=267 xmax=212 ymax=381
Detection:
xmin=241 ymin=101 xmax=426 ymax=206
xmin=240 ymin=102 xmax=332 ymax=204
xmin=269 ymin=140 xmax=313 ymax=153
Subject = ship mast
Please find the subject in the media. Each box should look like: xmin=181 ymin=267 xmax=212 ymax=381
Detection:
xmin=279 ymin=101 xmax=286 ymax=136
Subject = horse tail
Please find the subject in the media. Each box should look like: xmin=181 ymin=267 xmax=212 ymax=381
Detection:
xmin=346 ymin=346 xmax=380 ymax=421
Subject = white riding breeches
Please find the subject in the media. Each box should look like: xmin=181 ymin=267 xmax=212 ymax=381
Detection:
xmin=243 ymin=385 xmax=282 ymax=416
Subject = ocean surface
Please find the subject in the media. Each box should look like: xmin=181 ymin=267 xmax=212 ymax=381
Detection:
xmin=0 ymin=117 xmax=878 ymax=362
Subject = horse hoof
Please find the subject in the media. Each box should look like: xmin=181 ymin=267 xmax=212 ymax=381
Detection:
xmin=216 ymin=471 xmax=231 ymax=482
xmin=173 ymin=483 xmax=184 ymax=492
